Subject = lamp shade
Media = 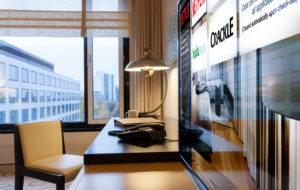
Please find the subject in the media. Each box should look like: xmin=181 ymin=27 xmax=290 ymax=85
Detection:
xmin=125 ymin=49 xmax=170 ymax=72
xmin=125 ymin=57 xmax=170 ymax=72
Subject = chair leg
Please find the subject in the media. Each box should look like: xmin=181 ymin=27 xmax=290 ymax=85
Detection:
xmin=56 ymin=176 xmax=65 ymax=190
xmin=15 ymin=173 xmax=24 ymax=190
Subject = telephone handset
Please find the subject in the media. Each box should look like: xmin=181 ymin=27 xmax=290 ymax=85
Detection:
xmin=108 ymin=123 xmax=166 ymax=141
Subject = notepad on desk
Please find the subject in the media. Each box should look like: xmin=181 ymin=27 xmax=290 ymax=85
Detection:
xmin=114 ymin=117 xmax=164 ymax=127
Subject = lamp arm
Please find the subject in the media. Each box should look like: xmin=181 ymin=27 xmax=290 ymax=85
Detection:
xmin=139 ymin=71 xmax=168 ymax=116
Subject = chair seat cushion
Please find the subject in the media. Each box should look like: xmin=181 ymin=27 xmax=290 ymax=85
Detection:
xmin=26 ymin=154 xmax=83 ymax=182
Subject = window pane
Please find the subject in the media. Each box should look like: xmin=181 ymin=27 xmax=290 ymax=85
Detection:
xmin=0 ymin=37 xmax=84 ymax=124
xmin=21 ymin=68 xmax=29 ymax=83
xmin=9 ymin=88 xmax=18 ymax=103
xmin=0 ymin=111 xmax=5 ymax=124
xmin=57 ymin=79 xmax=61 ymax=88
xmin=0 ymin=88 xmax=5 ymax=103
xmin=46 ymin=75 xmax=51 ymax=86
xmin=52 ymin=91 xmax=56 ymax=101
xmin=9 ymin=65 xmax=18 ymax=81
xmin=31 ymin=108 xmax=38 ymax=121
xmin=0 ymin=0 xmax=81 ymax=11
xmin=21 ymin=89 xmax=29 ymax=103
xmin=39 ymin=90 xmax=45 ymax=102
xmin=93 ymin=38 xmax=119 ymax=119
xmin=52 ymin=77 xmax=56 ymax=87
xmin=21 ymin=109 xmax=29 ymax=122
xmin=31 ymin=71 xmax=38 ymax=84
xmin=39 ymin=73 xmax=44 ymax=85
xmin=46 ymin=91 xmax=51 ymax=102
xmin=92 ymin=0 xmax=128 ymax=11
xmin=0 ymin=62 xmax=5 ymax=80
xmin=31 ymin=90 xmax=38 ymax=102
xmin=9 ymin=110 xmax=18 ymax=123
xmin=46 ymin=106 xmax=51 ymax=117
xmin=40 ymin=107 xmax=45 ymax=119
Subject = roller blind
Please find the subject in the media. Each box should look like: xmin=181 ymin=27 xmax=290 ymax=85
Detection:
xmin=0 ymin=0 xmax=132 ymax=37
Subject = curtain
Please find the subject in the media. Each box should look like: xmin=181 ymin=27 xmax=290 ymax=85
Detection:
xmin=130 ymin=0 xmax=163 ymax=117
xmin=0 ymin=0 xmax=132 ymax=37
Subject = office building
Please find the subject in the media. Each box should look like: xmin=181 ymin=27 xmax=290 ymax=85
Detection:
xmin=0 ymin=40 xmax=81 ymax=124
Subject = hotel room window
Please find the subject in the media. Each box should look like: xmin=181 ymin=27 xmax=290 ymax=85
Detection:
xmin=31 ymin=71 xmax=37 ymax=84
xmin=92 ymin=38 xmax=121 ymax=121
xmin=0 ymin=0 xmax=129 ymax=128
xmin=21 ymin=68 xmax=29 ymax=83
xmin=9 ymin=65 xmax=18 ymax=81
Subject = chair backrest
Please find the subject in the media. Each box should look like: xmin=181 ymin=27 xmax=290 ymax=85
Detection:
xmin=16 ymin=120 xmax=64 ymax=165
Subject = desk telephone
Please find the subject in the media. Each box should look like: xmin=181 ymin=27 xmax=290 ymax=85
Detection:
xmin=108 ymin=123 xmax=166 ymax=141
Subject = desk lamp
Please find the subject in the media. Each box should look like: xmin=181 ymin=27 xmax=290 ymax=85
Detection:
xmin=125 ymin=48 xmax=170 ymax=117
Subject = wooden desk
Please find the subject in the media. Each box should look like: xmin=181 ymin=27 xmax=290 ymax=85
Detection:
xmin=69 ymin=162 xmax=197 ymax=190
xmin=84 ymin=119 xmax=179 ymax=164
xmin=70 ymin=118 xmax=197 ymax=190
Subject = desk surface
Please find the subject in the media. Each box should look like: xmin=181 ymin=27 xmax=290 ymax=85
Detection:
xmin=69 ymin=162 xmax=197 ymax=190
xmin=84 ymin=118 xmax=179 ymax=164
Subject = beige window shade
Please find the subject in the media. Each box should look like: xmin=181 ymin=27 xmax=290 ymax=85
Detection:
xmin=85 ymin=11 xmax=131 ymax=37
xmin=0 ymin=7 xmax=131 ymax=37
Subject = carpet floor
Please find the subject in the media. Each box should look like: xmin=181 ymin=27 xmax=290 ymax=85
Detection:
xmin=0 ymin=173 xmax=72 ymax=190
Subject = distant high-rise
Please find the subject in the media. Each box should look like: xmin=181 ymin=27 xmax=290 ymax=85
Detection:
xmin=94 ymin=72 xmax=114 ymax=101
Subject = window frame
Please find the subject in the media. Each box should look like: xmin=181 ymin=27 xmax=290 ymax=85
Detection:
xmin=87 ymin=37 xmax=125 ymax=124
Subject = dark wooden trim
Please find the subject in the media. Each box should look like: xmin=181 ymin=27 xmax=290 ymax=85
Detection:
xmin=1 ymin=122 xmax=104 ymax=134
xmin=84 ymin=37 xmax=88 ymax=124
xmin=268 ymin=110 xmax=275 ymax=190
xmin=281 ymin=116 xmax=289 ymax=190
xmin=84 ymin=152 xmax=180 ymax=165
xmin=123 ymin=38 xmax=130 ymax=114
xmin=256 ymin=48 xmax=262 ymax=189
xmin=60 ymin=120 xmax=66 ymax=154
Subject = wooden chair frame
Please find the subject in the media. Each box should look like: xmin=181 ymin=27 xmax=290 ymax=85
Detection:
xmin=14 ymin=121 xmax=66 ymax=190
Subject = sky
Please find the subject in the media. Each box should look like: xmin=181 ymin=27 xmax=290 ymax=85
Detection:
xmin=0 ymin=37 xmax=119 ymax=91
